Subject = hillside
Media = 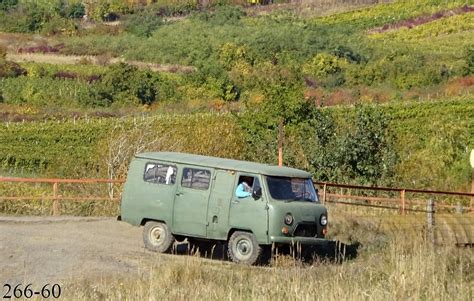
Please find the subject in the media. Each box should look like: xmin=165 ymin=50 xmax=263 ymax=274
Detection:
xmin=0 ymin=0 xmax=473 ymax=192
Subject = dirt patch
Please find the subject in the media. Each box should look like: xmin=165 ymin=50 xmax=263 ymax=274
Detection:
xmin=6 ymin=53 xmax=195 ymax=74
xmin=0 ymin=217 xmax=162 ymax=284
xmin=369 ymin=5 xmax=474 ymax=34
xmin=245 ymin=0 xmax=391 ymax=17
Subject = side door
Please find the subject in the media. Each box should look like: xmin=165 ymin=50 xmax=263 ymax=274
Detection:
xmin=206 ymin=169 xmax=235 ymax=240
xmin=228 ymin=173 xmax=269 ymax=244
xmin=172 ymin=167 xmax=212 ymax=237
xmin=138 ymin=161 xmax=178 ymax=224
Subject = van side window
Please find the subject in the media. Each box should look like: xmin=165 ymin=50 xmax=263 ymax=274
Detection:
xmin=235 ymin=175 xmax=260 ymax=197
xmin=181 ymin=168 xmax=211 ymax=190
xmin=144 ymin=163 xmax=177 ymax=185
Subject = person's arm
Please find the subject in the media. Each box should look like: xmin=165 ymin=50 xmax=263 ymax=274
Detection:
xmin=235 ymin=183 xmax=252 ymax=198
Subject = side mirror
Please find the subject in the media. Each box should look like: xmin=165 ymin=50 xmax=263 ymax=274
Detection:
xmin=252 ymin=187 xmax=262 ymax=200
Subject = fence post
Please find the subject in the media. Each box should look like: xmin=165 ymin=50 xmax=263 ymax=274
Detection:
xmin=427 ymin=199 xmax=435 ymax=244
xmin=323 ymin=183 xmax=327 ymax=204
xmin=52 ymin=182 xmax=60 ymax=216
xmin=400 ymin=189 xmax=406 ymax=215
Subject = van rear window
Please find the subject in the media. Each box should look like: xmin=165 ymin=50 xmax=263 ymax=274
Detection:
xmin=144 ymin=163 xmax=177 ymax=185
xmin=181 ymin=168 xmax=211 ymax=190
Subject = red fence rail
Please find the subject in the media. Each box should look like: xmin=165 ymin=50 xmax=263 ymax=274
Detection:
xmin=0 ymin=177 xmax=473 ymax=215
xmin=0 ymin=177 xmax=124 ymax=215
xmin=314 ymin=181 xmax=474 ymax=214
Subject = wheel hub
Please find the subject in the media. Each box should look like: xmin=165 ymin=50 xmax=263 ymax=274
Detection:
xmin=150 ymin=227 xmax=164 ymax=244
xmin=236 ymin=239 xmax=252 ymax=256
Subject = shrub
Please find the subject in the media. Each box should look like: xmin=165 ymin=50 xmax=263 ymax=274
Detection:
xmin=463 ymin=45 xmax=474 ymax=76
xmin=218 ymin=42 xmax=252 ymax=70
xmin=302 ymin=53 xmax=348 ymax=88
xmin=87 ymin=63 xmax=159 ymax=106
xmin=124 ymin=10 xmax=162 ymax=37
xmin=0 ymin=60 xmax=26 ymax=78
xmin=64 ymin=2 xmax=85 ymax=19
xmin=331 ymin=45 xmax=364 ymax=64
xmin=40 ymin=15 xmax=77 ymax=36
xmin=0 ymin=0 xmax=17 ymax=11
xmin=303 ymin=53 xmax=347 ymax=79
xmin=194 ymin=5 xmax=245 ymax=25
xmin=86 ymin=1 xmax=119 ymax=22
xmin=154 ymin=1 xmax=199 ymax=17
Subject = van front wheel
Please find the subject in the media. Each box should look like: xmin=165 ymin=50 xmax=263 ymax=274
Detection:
xmin=228 ymin=231 xmax=261 ymax=265
xmin=143 ymin=221 xmax=175 ymax=253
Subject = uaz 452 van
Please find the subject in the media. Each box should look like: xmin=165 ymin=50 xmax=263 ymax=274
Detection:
xmin=120 ymin=152 xmax=328 ymax=265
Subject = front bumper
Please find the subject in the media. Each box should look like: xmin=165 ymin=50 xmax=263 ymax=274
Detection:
xmin=270 ymin=236 xmax=328 ymax=246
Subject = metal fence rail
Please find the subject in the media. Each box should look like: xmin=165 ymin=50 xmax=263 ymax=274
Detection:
xmin=314 ymin=181 xmax=474 ymax=214
xmin=0 ymin=177 xmax=473 ymax=215
xmin=0 ymin=177 xmax=124 ymax=215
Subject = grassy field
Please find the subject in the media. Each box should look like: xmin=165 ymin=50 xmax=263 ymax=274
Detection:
xmin=61 ymin=207 xmax=473 ymax=300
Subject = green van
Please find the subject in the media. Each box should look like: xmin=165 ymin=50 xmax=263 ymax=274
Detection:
xmin=120 ymin=152 xmax=328 ymax=265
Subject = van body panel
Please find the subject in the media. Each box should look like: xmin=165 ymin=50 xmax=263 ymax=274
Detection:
xmin=268 ymin=201 xmax=327 ymax=243
xmin=121 ymin=158 xmax=176 ymax=226
xmin=172 ymin=167 xmax=212 ymax=237
xmin=206 ymin=169 xmax=235 ymax=240
xmin=228 ymin=173 xmax=269 ymax=244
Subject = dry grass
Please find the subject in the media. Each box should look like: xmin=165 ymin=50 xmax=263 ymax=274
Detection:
xmin=59 ymin=237 xmax=472 ymax=300
xmin=55 ymin=207 xmax=473 ymax=300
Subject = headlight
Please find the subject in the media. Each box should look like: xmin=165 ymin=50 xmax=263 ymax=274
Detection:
xmin=320 ymin=214 xmax=328 ymax=226
xmin=284 ymin=213 xmax=293 ymax=225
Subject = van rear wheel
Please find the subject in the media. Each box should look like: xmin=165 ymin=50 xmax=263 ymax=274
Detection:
xmin=143 ymin=221 xmax=175 ymax=253
xmin=228 ymin=231 xmax=261 ymax=265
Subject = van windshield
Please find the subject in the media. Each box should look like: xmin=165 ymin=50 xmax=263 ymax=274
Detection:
xmin=266 ymin=176 xmax=319 ymax=202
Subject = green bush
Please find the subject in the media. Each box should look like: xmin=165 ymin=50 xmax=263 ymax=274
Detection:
xmin=0 ymin=1 xmax=76 ymax=33
xmin=124 ymin=10 xmax=162 ymax=37
xmin=82 ymin=63 xmax=159 ymax=107
xmin=84 ymin=0 xmax=126 ymax=22
xmin=331 ymin=45 xmax=364 ymax=64
xmin=152 ymin=0 xmax=199 ymax=17
xmin=302 ymin=53 xmax=348 ymax=88
xmin=0 ymin=0 xmax=17 ymax=11
xmin=194 ymin=5 xmax=245 ymax=26
xmin=0 ymin=60 xmax=26 ymax=78
xmin=463 ymin=45 xmax=474 ymax=76
xmin=40 ymin=15 xmax=77 ymax=36
xmin=63 ymin=2 xmax=85 ymax=19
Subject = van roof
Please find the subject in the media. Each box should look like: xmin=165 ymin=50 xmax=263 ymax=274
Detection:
xmin=136 ymin=152 xmax=311 ymax=178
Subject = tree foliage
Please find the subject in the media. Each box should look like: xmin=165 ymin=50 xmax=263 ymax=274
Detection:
xmin=82 ymin=63 xmax=158 ymax=107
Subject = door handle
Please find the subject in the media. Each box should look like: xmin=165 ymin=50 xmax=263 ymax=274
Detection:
xmin=176 ymin=192 xmax=183 ymax=196
xmin=232 ymin=200 xmax=240 ymax=204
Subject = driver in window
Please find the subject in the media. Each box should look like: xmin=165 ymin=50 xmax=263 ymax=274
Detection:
xmin=235 ymin=178 xmax=252 ymax=198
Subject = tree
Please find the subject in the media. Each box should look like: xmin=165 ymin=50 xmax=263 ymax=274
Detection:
xmin=336 ymin=104 xmax=397 ymax=185
xmin=96 ymin=63 xmax=158 ymax=106
xmin=237 ymin=65 xmax=308 ymax=164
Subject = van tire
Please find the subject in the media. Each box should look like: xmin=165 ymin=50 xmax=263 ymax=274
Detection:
xmin=228 ymin=231 xmax=261 ymax=265
xmin=143 ymin=221 xmax=175 ymax=253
